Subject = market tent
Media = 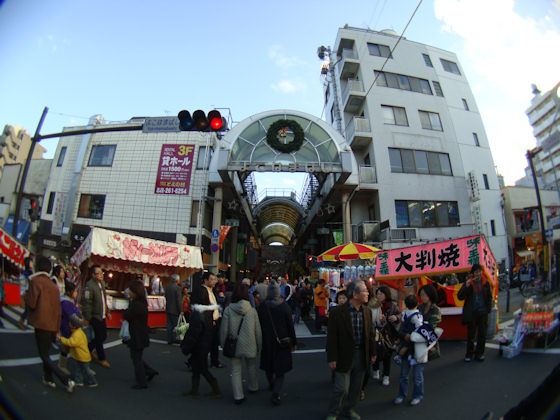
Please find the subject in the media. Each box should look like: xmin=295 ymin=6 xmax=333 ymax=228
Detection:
xmin=70 ymin=227 xmax=203 ymax=278
xmin=0 ymin=225 xmax=30 ymax=269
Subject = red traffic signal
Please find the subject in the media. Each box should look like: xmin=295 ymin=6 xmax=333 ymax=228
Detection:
xmin=177 ymin=109 xmax=226 ymax=132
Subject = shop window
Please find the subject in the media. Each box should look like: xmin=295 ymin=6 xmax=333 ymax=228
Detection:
xmin=78 ymin=194 xmax=105 ymax=219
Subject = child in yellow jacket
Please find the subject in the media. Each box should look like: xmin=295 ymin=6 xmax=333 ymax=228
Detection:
xmin=58 ymin=317 xmax=98 ymax=388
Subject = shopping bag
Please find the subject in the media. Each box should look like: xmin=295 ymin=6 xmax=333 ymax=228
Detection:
xmin=174 ymin=314 xmax=189 ymax=341
xmin=119 ymin=320 xmax=131 ymax=343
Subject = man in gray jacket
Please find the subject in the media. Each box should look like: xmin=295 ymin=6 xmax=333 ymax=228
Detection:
xmin=82 ymin=264 xmax=111 ymax=368
xmin=165 ymin=274 xmax=184 ymax=344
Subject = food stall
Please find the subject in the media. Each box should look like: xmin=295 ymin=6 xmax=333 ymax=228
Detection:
xmin=70 ymin=227 xmax=203 ymax=328
xmin=374 ymin=235 xmax=499 ymax=339
xmin=0 ymin=226 xmax=31 ymax=305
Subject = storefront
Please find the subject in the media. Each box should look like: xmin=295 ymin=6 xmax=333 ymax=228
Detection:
xmin=70 ymin=227 xmax=203 ymax=328
xmin=374 ymin=235 xmax=499 ymax=339
xmin=0 ymin=226 xmax=31 ymax=305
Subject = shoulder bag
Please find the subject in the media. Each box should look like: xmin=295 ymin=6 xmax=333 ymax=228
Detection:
xmin=266 ymin=304 xmax=292 ymax=349
xmin=223 ymin=314 xmax=244 ymax=358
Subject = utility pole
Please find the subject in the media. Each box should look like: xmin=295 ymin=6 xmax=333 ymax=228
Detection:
xmin=12 ymin=107 xmax=49 ymax=239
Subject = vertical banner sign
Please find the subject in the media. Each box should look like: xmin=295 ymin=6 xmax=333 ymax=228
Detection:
xmin=219 ymin=226 xmax=231 ymax=249
xmin=51 ymin=192 xmax=66 ymax=236
xmin=155 ymin=144 xmax=195 ymax=195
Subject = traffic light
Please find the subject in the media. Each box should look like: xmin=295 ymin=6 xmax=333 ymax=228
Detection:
xmin=177 ymin=109 xmax=227 ymax=132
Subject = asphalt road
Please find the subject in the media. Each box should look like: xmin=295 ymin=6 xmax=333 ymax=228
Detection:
xmin=1 ymin=290 xmax=559 ymax=420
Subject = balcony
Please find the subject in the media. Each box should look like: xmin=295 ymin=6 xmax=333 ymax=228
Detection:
xmin=359 ymin=165 xmax=377 ymax=184
xmin=345 ymin=117 xmax=372 ymax=150
xmin=342 ymin=79 xmax=366 ymax=113
xmin=336 ymin=48 xmax=360 ymax=80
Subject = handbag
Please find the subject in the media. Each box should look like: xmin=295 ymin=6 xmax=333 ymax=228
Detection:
xmin=174 ymin=313 xmax=189 ymax=341
xmin=119 ymin=320 xmax=131 ymax=343
xmin=266 ymin=305 xmax=292 ymax=349
xmin=223 ymin=315 xmax=244 ymax=358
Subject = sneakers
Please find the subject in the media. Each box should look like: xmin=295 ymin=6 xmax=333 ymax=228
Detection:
xmin=464 ymin=356 xmax=472 ymax=362
xmin=65 ymin=380 xmax=76 ymax=393
xmin=475 ymin=355 xmax=486 ymax=362
xmin=394 ymin=396 xmax=404 ymax=405
xmin=75 ymin=382 xmax=85 ymax=387
xmin=410 ymin=398 xmax=422 ymax=406
xmin=372 ymin=370 xmax=380 ymax=380
xmin=382 ymin=376 xmax=390 ymax=386
xmin=42 ymin=377 xmax=56 ymax=389
xmin=87 ymin=383 xmax=98 ymax=388
xmin=393 ymin=354 xmax=402 ymax=365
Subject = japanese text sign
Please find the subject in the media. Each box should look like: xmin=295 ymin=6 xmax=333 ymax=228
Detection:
xmin=155 ymin=144 xmax=195 ymax=195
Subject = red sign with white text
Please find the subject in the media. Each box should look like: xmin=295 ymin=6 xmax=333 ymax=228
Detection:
xmin=155 ymin=144 xmax=195 ymax=195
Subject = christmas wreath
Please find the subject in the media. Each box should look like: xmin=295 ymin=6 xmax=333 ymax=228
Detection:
xmin=266 ymin=119 xmax=305 ymax=153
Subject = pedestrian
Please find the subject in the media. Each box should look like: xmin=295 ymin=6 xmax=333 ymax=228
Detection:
xmin=418 ymin=284 xmax=442 ymax=360
xmin=124 ymin=280 xmax=159 ymax=389
xmin=393 ymin=295 xmax=423 ymax=365
xmin=326 ymin=280 xmax=376 ymax=420
xmin=82 ymin=265 xmax=112 ymax=368
xmin=214 ymin=273 xmax=227 ymax=308
xmin=220 ymin=283 xmax=262 ymax=404
xmin=301 ymin=280 xmax=313 ymax=320
xmin=394 ymin=284 xmax=441 ymax=406
xmin=314 ymin=279 xmax=330 ymax=333
xmin=150 ymin=276 xmax=164 ymax=296
xmin=165 ymin=274 xmax=183 ymax=345
xmin=59 ymin=281 xmax=83 ymax=374
xmin=58 ymin=314 xmax=97 ymax=388
xmin=182 ymin=285 xmax=191 ymax=321
xmin=182 ymin=301 xmax=222 ymax=398
xmin=458 ymin=263 xmax=492 ymax=362
xmin=370 ymin=286 xmax=400 ymax=387
xmin=257 ymin=280 xmax=296 ymax=406
xmin=25 ymin=255 xmax=75 ymax=392
xmin=18 ymin=256 xmax=33 ymax=329
xmin=241 ymin=278 xmax=256 ymax=308
xmin=359 ymin=281 xmax=377 ymax=401
xmin=253 ymin=278 xmax=269 ymax=307
xmin=51 ymin=264 xmax=66 ymax=296
xmin=192 ymin=272 xmax=225 ymax=368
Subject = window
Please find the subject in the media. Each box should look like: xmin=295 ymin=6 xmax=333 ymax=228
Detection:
xmin=190 ymin=201 xmax=200 ymax=227
xmin=88 ymin=145 xmax=116 ymax=167
xmin=483 ymin=174 xmax=490 ymax=189
xmin=190 ymin=200 xmax=212 ymax=230
xmin=46 ymin=192 xmax=55 ymax=215
xmin=381 ymin=105 xmax=409 ymax=126
xmin=374 ymin=70 xmax=433 ymax=96
xmin=462 ymin=98 xmax=470 ymax=111
xmin=77 ymin=194 xmax=105 ymax=219
xmin=422 ymin=53 xmax=433 ymax=67
xmin=389 ymin=148 xmax=452 ymax=176
xmin=419 ymin=110 xmax=443 ymax=131
xmin=432 ymin=81 xmax=444 ymax=97
xmin=196 ymin=146 xmax=213 ymax=169
xmin=367 ymin=42 xmax=392 ymax=58
xmin=490 ymin=219 xmax=496 ymax=236
xmin=473 ymin=132 xmax=480 ymax=147
xmin=57 ymin=146 xmax=67 ymax=167
xmin=440 ymin=58 xmax=461 ymax=75
xmin=395 ymin=200 xmax=460 ymax=227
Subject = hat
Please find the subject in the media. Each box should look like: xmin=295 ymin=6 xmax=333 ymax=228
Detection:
xmin=69 ymin=314 xmax=83 ymax=328
xmin=267 ymin=280 xmax=281 ymax=300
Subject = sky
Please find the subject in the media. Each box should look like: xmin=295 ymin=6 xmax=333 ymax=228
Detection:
xmin=1 ymin=0 xmax=559 ymax=193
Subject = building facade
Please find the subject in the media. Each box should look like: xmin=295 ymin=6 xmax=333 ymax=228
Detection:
xmin=321 ymin=26 xmax=507 ymax=264
xmin=0 ymin=125 xmax=46 ymax=178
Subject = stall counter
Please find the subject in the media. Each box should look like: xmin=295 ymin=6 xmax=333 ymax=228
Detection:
xmin=105 ymin=295 xmax=167 ymax=328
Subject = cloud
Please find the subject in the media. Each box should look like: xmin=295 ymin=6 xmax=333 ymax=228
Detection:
xmin=270 ymin=80 xmax=307 ymax=94
xmin=268 ymin=45 xmax=305 ymax=67
xmin=434 ymin=0 xmax=560 ymax=184
xmin=37 ymin=34 xmax=65 ymax=53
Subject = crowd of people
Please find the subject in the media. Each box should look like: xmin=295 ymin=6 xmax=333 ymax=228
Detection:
xmin=8 ymin=255 xmax=499 ymax=420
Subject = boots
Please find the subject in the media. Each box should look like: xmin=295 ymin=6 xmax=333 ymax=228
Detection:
xmin=58 ymin=355 xmax=71 ymax=375
xmin=206 ymin=377 xmax=222 ymax=398
xmin=182 ymin=376 xmax=200 ymax=397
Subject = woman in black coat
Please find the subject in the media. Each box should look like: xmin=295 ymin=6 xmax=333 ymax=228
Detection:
xmin=123 ymin=280 xmax=158 ymax=389
xmin=257 ymin=280 xmax=297 ymax=405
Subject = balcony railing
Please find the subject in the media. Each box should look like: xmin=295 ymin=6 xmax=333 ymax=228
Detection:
xmin=359 ymin=165 xmax=377 ymax=184
xmin=342 ymin=78 xmax=364 ymax=105
xmin=345 ymin=116 xmax=371 ymax=141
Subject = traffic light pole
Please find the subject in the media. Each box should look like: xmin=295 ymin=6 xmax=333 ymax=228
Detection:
xmin=12 ymin=107 xmax=49 ymax=239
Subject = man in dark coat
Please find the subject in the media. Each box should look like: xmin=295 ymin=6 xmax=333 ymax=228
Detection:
xmin=165 ymin=274 xmax=183 ymax=344
xmin=326 ymin=280 xmax=376 ymax=420
xmin=458 ymin=263 xmax=493 ymax=362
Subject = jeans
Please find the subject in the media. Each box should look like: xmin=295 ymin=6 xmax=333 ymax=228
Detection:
xmin=68 ymin=359 xmax=97 ymax=386
xmin=34 ymin=329 xmax=70 ymax=386
xmin=130 ymin=348 xmax=157 ymax=387
xmin=398 ymin=357 xmax=424 ymax=400
xmin=294 ymin=306 xmax=301 ymax=324
xmin=166 ymin=313 xmax=179 ymax=344
xmin=328 ymin=349 xmax=366 ymax=415
xmin=466 ymin=312 xmax=489 ymax=358
xmin=230 ymin=357 xmax=258 ymax=400
xmin=88 ymin=317 xmax=107 ymax=361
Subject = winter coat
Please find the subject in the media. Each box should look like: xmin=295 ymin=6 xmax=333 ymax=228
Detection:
xmin=25 ymin=272 xmax=61 ymax=332
xmin=220 ymin=300 xmax=262 ymax=359
xmin=81 ymin=278 xmax=110 ymax=321
xmin=457 ymin=280 xmax=492 ymax=325
xmin=181 ymin=304 xmax=219 ymax=360
xmin=60 ymin=295 xmax=83 ymax=338
xmin=123 ymin=300 xmax=150 ymax=350
xmin=60 ymin=327 xmax=91 ymax=362
xmin=165 ymin=282 xmax=182 ymax=316
xmin=257 ymin=299 xmax=296 ymax=375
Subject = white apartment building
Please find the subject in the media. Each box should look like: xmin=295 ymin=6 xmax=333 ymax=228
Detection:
xmin=322 ymin=26 xmax=507 ymax=265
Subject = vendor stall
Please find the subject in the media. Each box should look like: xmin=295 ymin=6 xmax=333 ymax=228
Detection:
xmin=70 ymin=227 xmax=203 ymax=328
xmin=374 ymin=235 xmax=499 ymax=339
xmin=0 ymin=226 xmax=31 ymax=305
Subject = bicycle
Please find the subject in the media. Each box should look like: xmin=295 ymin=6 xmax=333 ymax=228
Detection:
xmin=519 ymin=275 xmax=551 ymax=297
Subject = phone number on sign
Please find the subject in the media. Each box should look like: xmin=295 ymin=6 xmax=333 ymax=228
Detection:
xmin=156 ymin=187 xmax=187 ymax=194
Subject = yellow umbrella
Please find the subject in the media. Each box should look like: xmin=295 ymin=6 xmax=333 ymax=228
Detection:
xmin=317 ymin=242 xmax=380 ymax=262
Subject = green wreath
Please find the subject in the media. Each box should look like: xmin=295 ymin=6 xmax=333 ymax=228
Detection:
xmin=266 ymin=119 xmax=305 ymax=153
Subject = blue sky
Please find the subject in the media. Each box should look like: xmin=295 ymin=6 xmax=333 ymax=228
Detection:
xmin=1 ymin=0 xmax=559 ymax=191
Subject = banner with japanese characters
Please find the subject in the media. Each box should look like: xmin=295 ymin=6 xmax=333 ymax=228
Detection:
xmin=375 ymin=235 xmax=497 ymax=286
xmin=155 ymin=144 xmax=195 ymax=195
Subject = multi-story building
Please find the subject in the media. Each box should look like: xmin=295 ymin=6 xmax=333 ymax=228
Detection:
xmin=321 ymin=26 xmax=507 ymax=264
xmin=0 ymin=125 xmax=46 ymax=178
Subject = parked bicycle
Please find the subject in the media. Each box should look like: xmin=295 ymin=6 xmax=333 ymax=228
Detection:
xmin=519 ymin=274 xmax=551 ymax=297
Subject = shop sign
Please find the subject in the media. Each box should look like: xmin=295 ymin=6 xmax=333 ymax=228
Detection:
xmin=142 ymin=117 xmax=179 ymax=133
xmin=228 ymin=161 xmax=343 ymax=173
xmin=155 ymin=144 xmax=195 ymax=195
